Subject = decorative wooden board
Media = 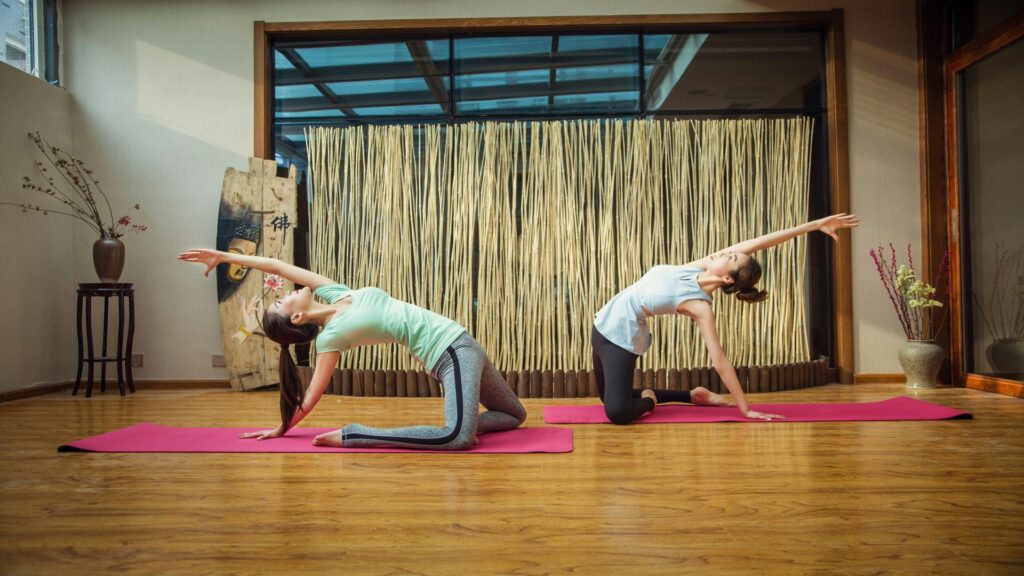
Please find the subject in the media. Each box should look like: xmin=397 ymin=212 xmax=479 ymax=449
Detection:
xmin=215 ymin=158 xmax=298 ymax=391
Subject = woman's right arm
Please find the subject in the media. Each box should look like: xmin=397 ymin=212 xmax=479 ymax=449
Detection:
xmin=688 ymin=303 xmax=784 ymax=421
xmin=177 ymin=248 xmax=335 ymax=290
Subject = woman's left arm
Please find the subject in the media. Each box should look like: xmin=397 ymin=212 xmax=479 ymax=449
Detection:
xmin=177 ymin=249 xmax=335 ymax=290
xmin=691 ymin=304 xmax=784 ymax=421
xmin=718 ymin=213 xmax=860 ymax=256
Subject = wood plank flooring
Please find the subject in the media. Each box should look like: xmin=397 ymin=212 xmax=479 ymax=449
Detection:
xmin=1 ymin=383 xmax=1022 ymax=575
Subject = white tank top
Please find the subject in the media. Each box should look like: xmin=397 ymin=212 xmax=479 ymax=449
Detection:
xmin=593 ymin=265 xmax=712 ymax=355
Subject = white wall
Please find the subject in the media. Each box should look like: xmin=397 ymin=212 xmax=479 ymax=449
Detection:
xmin=0 ymin=63 xmax=76 ymax=392
xmin=57 ymin=0 xmax=922 ymax=380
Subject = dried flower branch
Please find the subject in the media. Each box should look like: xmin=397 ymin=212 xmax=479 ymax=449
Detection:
xmin=972 ymin=245 xmax=1024 ymax=342
xmin=869 ymin=244 xmax=949 ymax=341
xmin=5 ymin=132 xmax=148 ymax=239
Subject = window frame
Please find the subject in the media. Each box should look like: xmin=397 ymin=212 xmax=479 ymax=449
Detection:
xmin=254 ymin=11 xmax=854 ymax=383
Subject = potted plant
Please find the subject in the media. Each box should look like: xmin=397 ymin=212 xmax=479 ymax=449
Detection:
xmin=2 ymin=132 xmax=147 ymax=283
xmin=973 ymin=246 xmax=1024 ymax=375
xmin=869 ymin=244 xmax=950 ymax=388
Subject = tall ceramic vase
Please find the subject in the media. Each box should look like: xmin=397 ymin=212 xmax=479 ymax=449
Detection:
xmin=898 ymin=340 xmax=944 ymax=388
xmin=93 ymin=236 xmax=125 ymax=283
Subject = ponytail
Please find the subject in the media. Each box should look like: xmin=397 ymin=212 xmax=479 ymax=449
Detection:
xmin=277 ymin=345 xmax=305 ymax=430
xmin=722 ymin=256 xmax=769 ymax=304
xmin=262 ymin=308 xmax=320 ymax=430
xmin=735 ymin=287 xmax=770 ymax=303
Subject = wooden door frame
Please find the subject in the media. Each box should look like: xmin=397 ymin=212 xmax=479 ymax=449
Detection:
xmin=253 ymin=11 xmax=856 ymax=383
xmin=943 ymin=11 xmax=1024 ymax=397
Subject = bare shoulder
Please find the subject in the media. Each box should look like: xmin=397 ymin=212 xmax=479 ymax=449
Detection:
xmin=676 ymin=298 xmax=714 ymax=320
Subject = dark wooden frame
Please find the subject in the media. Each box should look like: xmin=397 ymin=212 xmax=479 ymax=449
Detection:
xmin=253 ymin=11 xmax=855 ymax=383
xmin=943 ymin=11 xmax=1024 ymax=397
xmin=917 ymin=0 xmax=951 ymax=384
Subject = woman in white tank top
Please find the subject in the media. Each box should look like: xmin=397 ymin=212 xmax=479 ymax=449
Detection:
xmin=591 ymin=213 xmax=859 ymax=424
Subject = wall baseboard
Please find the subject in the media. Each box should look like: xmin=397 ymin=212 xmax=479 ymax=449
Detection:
xmin=132 ymin=380 xmax=232 ymax=390
xmin=0 ymin=382 xmax=72 ymax=403
xmin=854 ymin=373 xmax=907 ymax=384
xmin=966 ymin=378 xmax=1024 ymax=398
xmin=0 ymin=380 xmax=232 ymax=403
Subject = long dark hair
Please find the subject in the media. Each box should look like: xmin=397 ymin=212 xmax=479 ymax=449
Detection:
xmin=262 ymin=310 xmax=319 ymax=430
xmin=721 ymin=256 xmax=770 ymax=303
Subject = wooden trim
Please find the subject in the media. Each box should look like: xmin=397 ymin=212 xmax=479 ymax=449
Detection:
xmin=944 ymin=15 xmax=1024 ymax=390
xmin=253 ymin=12 xmax=855 ymax=382
xmin=965 ymin=374 xmax=1024 ymax=398
xmin=0 ymin=382 xmax=72 ymax=403
xmin=263 ymin=13 xmax=840 ymax=35
xmin=917 ymin=0 xmax=951 ymax=384
xmin=0 ymin=380 xmax=234 ymax=403
xmin=254 ymin=20 xmax=270 ymax=159
xmin=823 ymin=10 xmax=854 ymax=384
xmin=945 ymin=56 xmax=965 ymax=388
xmin=854 ymin=373 xmax=907 ymax=384
xmin=132 ymin=380 xmax=232 ymax=390
xmin=946 ymin=10 xmax=1024 ymax=72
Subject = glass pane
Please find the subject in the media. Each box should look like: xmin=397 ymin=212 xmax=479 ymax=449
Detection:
xmin=454 ymin=34 xmax=640 ymax=116
xmin=960 ymin=38 xmax=1024 ymax=380
xmin=948 ymin=0 xmax=1024 ymax=51
xmin=272 ymin=39 xmax=449 ymax=158
xmin=643 ymin=31 xmax=824 ymax=112
xmin=1 ymin=0 xmax=34 ymax=75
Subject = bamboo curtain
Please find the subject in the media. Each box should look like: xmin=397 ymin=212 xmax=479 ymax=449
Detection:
xmin=306 ymin=118 xmax=813 ymax=372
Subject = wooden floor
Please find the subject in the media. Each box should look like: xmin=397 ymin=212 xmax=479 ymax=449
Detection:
xmin=1 ymin=383 xmax=1022 ymax=575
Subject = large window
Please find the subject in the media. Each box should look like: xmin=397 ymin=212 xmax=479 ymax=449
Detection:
xmin=0 ymin=0 xmax=32 ymax=73
xmin=0 ymin=0 xmax=58 ymax=83
xmin=270 ymin=27 xmax=836 ymax=362
xmin=272 ymin=31 xmax=825 ymax=166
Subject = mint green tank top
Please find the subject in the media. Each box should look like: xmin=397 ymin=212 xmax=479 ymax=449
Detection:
xmin=313 ymin=284 xmax=466 ymax=370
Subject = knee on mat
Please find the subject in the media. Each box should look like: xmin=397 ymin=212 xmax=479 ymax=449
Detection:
xmin=604 ymin=405 xmax=636 ymax=426
xmin=444 ymin=434 xmax=475 ymax=451
xmin=511 ymin=405 xmax=528 ymax=425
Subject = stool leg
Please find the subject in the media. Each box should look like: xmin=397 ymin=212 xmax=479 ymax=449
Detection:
xmin=101 ymin=295 xmax=109 ymax=393
xmin=73 ymin=291 xmax=84 ymax=395
xmin=126 ymin=290 xmax=136 ymax=393
xmin=85 ymin=295 xmax=95 ymax=398
xmin=116 ymin=292 xmax=126 ymax=396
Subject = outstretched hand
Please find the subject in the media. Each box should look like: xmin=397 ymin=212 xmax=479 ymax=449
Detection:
xmin=238 ymin=426 xmax=284 ymax=440
xmin=177 ymin=248 xmax=224 ymax=277
xmin=816 ymin=213 xmax=860 ymax=242
xmin=743 ymin=409 xmax=785 ymax=421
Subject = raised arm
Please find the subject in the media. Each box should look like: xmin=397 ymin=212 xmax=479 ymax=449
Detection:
xmin=237 ymin=351 xmax=341 ymax=439
xmin=690 ymin=213 xmax=859 ymax=268
xmin=177 ymin=248 xmax=335 ymax=290
xmin=689 ymin=303 xmax=783 ymax=421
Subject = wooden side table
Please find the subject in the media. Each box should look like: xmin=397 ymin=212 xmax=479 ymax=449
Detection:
xmin=75 ymin=283 xmax=136 ymax=397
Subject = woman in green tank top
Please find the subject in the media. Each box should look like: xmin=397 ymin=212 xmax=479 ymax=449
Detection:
xmin=178 ymin=249 xmax=526 ymax=450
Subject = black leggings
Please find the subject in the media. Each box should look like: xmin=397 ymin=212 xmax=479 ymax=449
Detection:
xmin=591 ymin=326 xmax=693 ymax=425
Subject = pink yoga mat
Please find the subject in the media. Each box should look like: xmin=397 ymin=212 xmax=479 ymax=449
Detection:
xmin=59 ymin=423 xmax=572 ymax=453
xmin=543 ymin=397 xmax=971 ymax=424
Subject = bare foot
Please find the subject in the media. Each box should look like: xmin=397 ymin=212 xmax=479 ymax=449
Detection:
xmin=641 ymin=388 xmax=658 ymax=409
xmin=312 ymin=430 xmax=344 ymax=447
xmin=691 ymin=386 xmax=731 ymax=407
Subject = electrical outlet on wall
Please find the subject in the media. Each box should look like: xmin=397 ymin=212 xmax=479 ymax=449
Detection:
xmin=212 ymin=353 xmax=226 ymax=368
xmin=131 ymin=354 xmax=144 ymax=367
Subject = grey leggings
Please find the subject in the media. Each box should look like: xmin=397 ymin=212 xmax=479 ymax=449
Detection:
xmin=340 ymin=332 xmax=527 ymax=450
